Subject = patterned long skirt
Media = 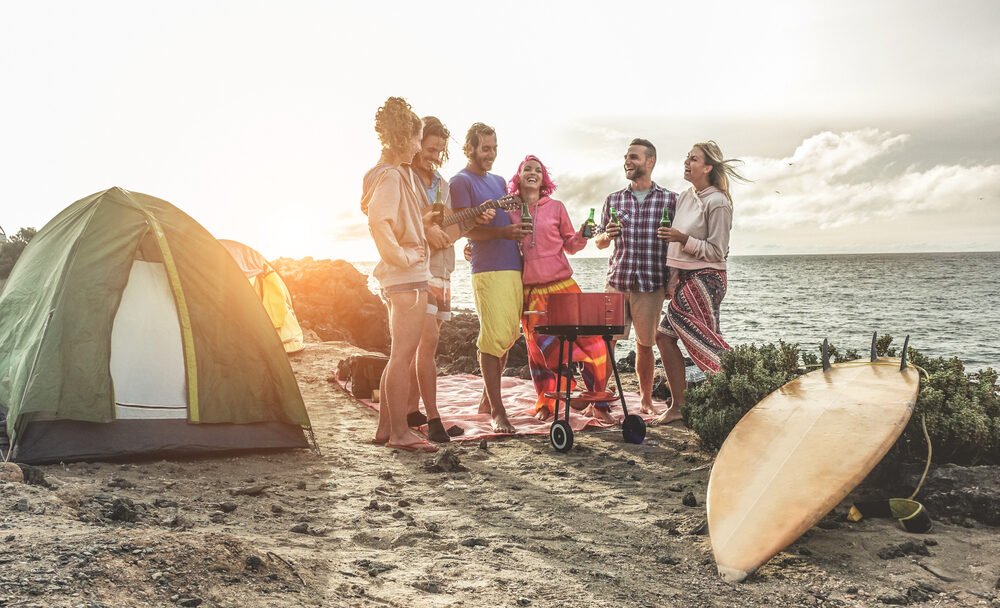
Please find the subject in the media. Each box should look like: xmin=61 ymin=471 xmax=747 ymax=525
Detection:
xmin=522 ymin=278 xmax=610 ymax=414
xmin=658 ymin=268 xmax=730 ymax=373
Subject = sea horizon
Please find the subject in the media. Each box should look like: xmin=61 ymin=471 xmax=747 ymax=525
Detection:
xmin=344 ymin=249 xmax=1000 ymax=265
xmin=351 ymin=251 xmax=1000 ymax=372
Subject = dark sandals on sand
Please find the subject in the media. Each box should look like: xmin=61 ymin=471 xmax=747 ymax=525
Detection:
xmin=407 ymin=411 xmax=428 ymax=428
xmin=426 ymin=418 xmax=451 ymax=443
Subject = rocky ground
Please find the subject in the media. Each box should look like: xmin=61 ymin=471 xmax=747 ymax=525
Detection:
xmin=2 ymin=340 xmax=999 ymax=607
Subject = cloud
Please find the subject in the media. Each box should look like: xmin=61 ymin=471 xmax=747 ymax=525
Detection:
xmin=736 ymin=129 xmax=1000 ymax=233
xmin=552 ymin=129 xmax=1000 ymax=253
xmin=555 ymin=171 xmax=621 ymax=219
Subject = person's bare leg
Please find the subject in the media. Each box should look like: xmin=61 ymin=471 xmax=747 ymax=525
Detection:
xmin=384 ymin=291 xmax=435 ymax=450
xmin=405 ymin=354 xmax=421 ymax=418
xmin=637 ymin=343 xmax=656 ymax=414
xmin=480 ymin=350 xmax=515 ymax=433
xmin=606 ymin=338 xmax=618 ymax=394
xmin=416 ymin=319 xmax=451 ymax=442
xmin=373 ymin=300 xmax=393 ymax=445
xmin=653 ymin=332 xmax=686 ymax=425
xmin=373 ymin=364 xmax=391 ymax=444
xmin=478 ymin=350 xmax=507 ymax=411
xmin=478 ymin=352 xmax=490 ymax=414
xmin=416 ymin=319 xmax=442 ymax=421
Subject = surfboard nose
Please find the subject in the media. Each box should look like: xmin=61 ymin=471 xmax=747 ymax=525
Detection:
xmin=717 ymin=564 xmax=749 ymax=583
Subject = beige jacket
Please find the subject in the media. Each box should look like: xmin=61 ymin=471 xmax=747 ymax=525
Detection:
xmin=666 ymin=186 xmax=733 ymax=271
xmin=362 ymin=163 xmax=431 ymax=288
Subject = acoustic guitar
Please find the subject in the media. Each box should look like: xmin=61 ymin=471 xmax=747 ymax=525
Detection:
xmin=436 ymin=194 xmax=523 ymax=240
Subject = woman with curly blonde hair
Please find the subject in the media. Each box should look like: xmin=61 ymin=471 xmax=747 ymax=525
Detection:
xmin=361 ymin=96 xmax=436 ymax=452
xmin=653 ymin=140 xmax=747 ymax=425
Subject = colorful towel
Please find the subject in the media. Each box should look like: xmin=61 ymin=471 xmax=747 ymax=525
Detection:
xmin=522 ymin=278 xmax=610 ymax=414
xmin=341 ymin=374 xmax=668 ymax=441
xmin=661 ymin=268 xmax=730 ymax=372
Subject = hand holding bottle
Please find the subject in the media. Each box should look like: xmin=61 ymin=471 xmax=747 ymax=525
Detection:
xmin=581 ymin=208 xmax=597 ymax=239
xmin=605 ymin=207 xmax=622 ymax=239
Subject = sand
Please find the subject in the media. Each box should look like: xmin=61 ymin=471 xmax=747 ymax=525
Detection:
xmin=1 ymin=340 xmax=998 ymax=607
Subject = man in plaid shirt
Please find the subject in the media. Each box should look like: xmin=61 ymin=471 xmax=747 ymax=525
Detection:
xmin=595 ymin=138 xmax=677 ymax=415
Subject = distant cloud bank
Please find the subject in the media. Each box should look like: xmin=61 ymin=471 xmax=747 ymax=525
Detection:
xmin=556 ymin=129 xmax=1000 ymax=254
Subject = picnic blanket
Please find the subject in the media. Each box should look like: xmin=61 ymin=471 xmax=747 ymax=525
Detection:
xmin=341 ymin=374 xmax=670 ymax=441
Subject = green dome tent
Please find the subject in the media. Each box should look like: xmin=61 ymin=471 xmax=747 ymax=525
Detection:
xmin=0 ymin=187 xmax=312 ymax=463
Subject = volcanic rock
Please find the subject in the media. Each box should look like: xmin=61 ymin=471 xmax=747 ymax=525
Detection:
xmin=271 ymin=257 xmax=389 ymax=352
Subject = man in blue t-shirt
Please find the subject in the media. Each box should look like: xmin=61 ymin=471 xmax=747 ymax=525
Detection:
xmin=450 ymin=122 xmax=531 ymax=434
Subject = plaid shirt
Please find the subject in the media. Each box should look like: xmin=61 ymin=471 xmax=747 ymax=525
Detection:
xmin=599 ymin=182 xmax=677 ymax=292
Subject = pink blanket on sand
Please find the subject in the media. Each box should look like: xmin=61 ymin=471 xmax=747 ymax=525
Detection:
xmin=343 ymin=374 xmax=669 ymax=441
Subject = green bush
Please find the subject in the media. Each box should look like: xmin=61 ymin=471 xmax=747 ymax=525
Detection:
xmin=0 ymin=227 xmax=37 ymax=279
xmin=682 ymin=341 xmax=803 ymax=451
xmin=901 ymin=350 xmax=999 ymax=465
xmin=681 ymin=335 xmax=1000 ymax=465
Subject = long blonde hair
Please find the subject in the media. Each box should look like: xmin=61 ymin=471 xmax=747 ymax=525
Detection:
xmin=695 ymin=141 xmax=748 ymax=203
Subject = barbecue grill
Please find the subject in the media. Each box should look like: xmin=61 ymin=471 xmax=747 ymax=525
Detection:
xmin=533 ymin=292 xmax=647 ymax=451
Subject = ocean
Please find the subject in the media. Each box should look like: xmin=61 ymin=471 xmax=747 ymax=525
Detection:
xmin=354 ymin=252 xmax=1000 ymax=372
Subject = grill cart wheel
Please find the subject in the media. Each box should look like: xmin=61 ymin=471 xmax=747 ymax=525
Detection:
xmin=549 ymin=420 xmax=574 ymax=452
xmin=622 ymin=414 xmax=647 ymax=444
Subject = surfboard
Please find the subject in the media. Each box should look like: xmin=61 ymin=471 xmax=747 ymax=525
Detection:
xmin=706 ymin=357 xmax=920 ymax=583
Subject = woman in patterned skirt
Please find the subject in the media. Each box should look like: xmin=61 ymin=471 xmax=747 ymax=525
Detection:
xmin=653 ymin=141 xmax=747 ymax=425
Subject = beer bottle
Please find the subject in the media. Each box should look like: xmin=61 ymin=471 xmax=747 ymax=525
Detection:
xmin=660 ymin=204 xmax=672 ymax=228
xmin=520 ymin=199 xmax=533 ymax=232
xmin=609 ymin=206 xmax=621 ymax=238
xmin=582 ymin=208 xmax=596 ymax=238
xmin=432 ymin=185 xmax=445 ymax=226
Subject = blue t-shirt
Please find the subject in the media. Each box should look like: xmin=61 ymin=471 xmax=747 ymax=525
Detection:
xmin=449 ymin=168 xmax=522 ymax=274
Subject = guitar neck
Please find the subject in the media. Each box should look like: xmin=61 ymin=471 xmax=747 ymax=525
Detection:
xmin=442 ymin=198 xmax=509 ymax=228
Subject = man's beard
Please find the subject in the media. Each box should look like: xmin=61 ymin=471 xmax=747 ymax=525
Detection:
xmin=474 ymin=154 xmax=492 ymax=172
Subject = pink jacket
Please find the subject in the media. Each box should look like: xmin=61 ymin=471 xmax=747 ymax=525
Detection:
xmin=510 ymin=197 xmax=587 ymax=286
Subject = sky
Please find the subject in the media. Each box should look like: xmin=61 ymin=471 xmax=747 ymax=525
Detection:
xmin=1 ymin=0 xmax=998 ymax=261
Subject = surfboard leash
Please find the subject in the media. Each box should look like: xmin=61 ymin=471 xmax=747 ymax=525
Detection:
xmin=846 ymin=362 xmax=934 ymax=533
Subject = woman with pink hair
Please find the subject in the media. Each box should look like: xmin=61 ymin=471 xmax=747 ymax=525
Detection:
xmin=509 ymin=155 xmax=612 ymax=422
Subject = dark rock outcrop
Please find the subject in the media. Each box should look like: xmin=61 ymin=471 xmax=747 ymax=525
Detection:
xmin=914 ymin=464 xmax=1000 ymax=527
xmin=272 ymin=258 xmax=389 ymax=353
xmin=436 ymin=313 xmax=526 ymax=376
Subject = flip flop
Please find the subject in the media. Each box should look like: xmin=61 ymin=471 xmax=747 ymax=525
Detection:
xmin=387 ymin=441 xmax=438 ymax=453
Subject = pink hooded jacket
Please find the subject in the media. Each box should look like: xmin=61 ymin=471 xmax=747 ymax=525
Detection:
xmin=510 ymin=197 xmax=587 ymax=286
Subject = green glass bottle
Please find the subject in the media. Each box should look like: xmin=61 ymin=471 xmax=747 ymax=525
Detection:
xmin=660 ymin=204 xmax=672 ymax=228
xmin=609 ymin=206 xmax=621 ymax=238
xmin=432 ymin=186 xmax=445 ymax=226
xmin=582 ymin=208 xmax=596 ymax=238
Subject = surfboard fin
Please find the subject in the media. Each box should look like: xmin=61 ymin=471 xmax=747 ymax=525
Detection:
xmin=900 ymin=334 xmax=910 ymax=370
xmin=871 ymin=332 xmax=878 ymax=362
xmin=822 ymin=338 xmax=831 ymax=371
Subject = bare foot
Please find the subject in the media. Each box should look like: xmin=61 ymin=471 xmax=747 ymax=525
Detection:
xmin=584 ymin=405 xmax=616 ymax=425
xmin=534 ymin=406 xmax=552 ymax=422
xmin=651 ymin=406 xmax=684 ymax=426
xmin=387 ymin=430 xmax=439 ymax=452
xmin=491 ymin=411 xmax=516 ymax=434
xmin=478 ymin=397 xmax=490 ymax=415
xmin=373 ymin=403 xmax=390 ymax=444
xmin=639 ymin=402 xmax=655 ymax=415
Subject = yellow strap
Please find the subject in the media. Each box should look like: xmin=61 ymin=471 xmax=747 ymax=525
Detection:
xmin=137 ymin=212 xmax=199 ymax=422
